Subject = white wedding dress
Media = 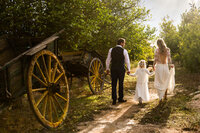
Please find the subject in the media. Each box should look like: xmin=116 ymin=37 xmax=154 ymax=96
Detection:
xmin=154 ymin=48 xmax=175 ymax=100
xmin=130 ymin=68 xmax=154 ymax=102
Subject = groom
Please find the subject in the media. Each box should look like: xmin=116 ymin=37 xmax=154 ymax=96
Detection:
xmin=106 ymin=38 xmax=131 ymax=105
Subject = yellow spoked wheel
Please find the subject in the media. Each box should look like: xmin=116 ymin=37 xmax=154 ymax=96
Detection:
xmin=88 ymin=58 xmax=104 ymax=94
xmin=27 ymin=50 xmax=69 ymax=128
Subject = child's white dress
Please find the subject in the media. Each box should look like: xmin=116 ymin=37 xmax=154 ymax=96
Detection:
xmin=130 ymin=68 xmax=154 ymax=102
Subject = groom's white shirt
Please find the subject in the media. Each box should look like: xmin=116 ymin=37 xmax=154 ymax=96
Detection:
xmin=106 ymin=45 xmax=130 ymax=71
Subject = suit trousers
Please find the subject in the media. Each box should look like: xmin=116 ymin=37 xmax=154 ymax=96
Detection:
xmin=111 ymin=68 xmax=125 ymax=101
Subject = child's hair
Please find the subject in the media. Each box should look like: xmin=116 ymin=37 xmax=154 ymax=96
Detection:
xmin=138 ymin=60 xmax=146 ymax=68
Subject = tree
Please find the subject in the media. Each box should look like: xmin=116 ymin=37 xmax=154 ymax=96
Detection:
xmin=178 ymin=4 xmax=200 ymax=72
xmin=0 ymin=0 xmax=155 ymax=61
xmin=160 ymin=16 xmax=180 ymax=61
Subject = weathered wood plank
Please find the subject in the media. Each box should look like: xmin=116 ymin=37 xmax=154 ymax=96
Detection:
xmin=1 ymin=35 xmax=59 ymax=69
xmin=26 ymin=36 xmax=58 ymax=55
xmin=62 ymin=56 xmax=82 ymax=62
xmin=8 ymin=60 xmax=22 ymax=77
xmin=9 ymin=74 xmax=22 ymax=94
xmin=8 ymin=60 xmax=23 ymax=95
xmin=0 ymin=50 xmax=15 ymax=66
xmin=61 ymin=51 xmax=83 ymax=56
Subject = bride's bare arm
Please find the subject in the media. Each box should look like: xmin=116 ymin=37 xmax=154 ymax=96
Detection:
xmin=167 ymin=48 xmax=172 ymax=64
xmin=153 ymin=49 xmax=158 ymax=70
xmin=167 ymin=48 xmax=174 ymax=68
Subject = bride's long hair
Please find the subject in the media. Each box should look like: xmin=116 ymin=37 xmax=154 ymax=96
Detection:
xmin=157 ymin=38 xmax=168 ymax=55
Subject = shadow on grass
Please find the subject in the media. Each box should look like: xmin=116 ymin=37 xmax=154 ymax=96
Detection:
xmin=139 ymin=89 xmax=195 ymax=128
xmin=102 ymin=103 xmax=143 ymax=133
xmin=64 ymin=93 xmax=111 ymax=132
xmin=139 ymin=66 xmax=200 ymax=128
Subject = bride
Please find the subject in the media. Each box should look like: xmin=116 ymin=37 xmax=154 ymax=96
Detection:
xmin=153 ymin=38 xmax=175 ymax=102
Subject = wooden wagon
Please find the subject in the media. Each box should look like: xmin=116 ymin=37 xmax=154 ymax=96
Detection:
xmin=0 ymin=30 xmax=69 ymax=128
xmin=0 ymin=30 xmax=110 ymax=128
xmin=147 ymin=59 xmax=154 ymax=68
xmin=60 ymin=50 xmax=110 ymax=94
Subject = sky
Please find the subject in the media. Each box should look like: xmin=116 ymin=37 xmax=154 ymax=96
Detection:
xmin=141 ymin=0 xmax=200 ymax=36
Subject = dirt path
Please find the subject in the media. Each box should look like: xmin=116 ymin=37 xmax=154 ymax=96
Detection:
xmin=77 ymin=83 xmax=181 ymax=133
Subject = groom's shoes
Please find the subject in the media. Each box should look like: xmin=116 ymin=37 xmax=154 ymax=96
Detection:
xmin=112 ymin=100 xmax=116 ymax=105
xmin=118 ymin=99 xmax=127 ymax=103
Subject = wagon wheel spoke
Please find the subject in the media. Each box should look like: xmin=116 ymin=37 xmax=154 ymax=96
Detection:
xmin=89 ymin=75 xmax=96 ymax=78
xmin=53 ymin=95 xmax=64 ymax=113
xmin=36 ymin=61 xmax=47 ymax=83
xmin=97 ymin=61 xmax=101 ymax=72
xmin=32 ymin=73 xmax=47 ymax=86
xmin=94 ymin=60 xmax=99 ymax=74
xmin=32 ymin=88 xmax=47 ymax=92
xmin=48 ymin=55 xmax=52 ymax=82
xmin=48 ymin=96 xmax=53 ymax=122
xmin=50 ymin=96 xmax=59 ymax=121
xmin=36 ymin=91 xmax=48 ymax=107
xmin=96 ymin=76 xmax=104 ymax=82
xmin=89 ymin=70 xmax=95 ymax=75
xmin=28 ymin=50 xmax=69 ymax=128
xmin=54 ymin=72 xmax=64 ymax=83
xmin=95 ymin=60 xmax=99 ymax=72
xmin=42 ymin=55 xmax=49 ymax=79
xmin=91 ymin=60 xmax=96 ymax=73
xmin=90 ymin=77 xmax=96 ymax=84
xmin=42 ymin=95 xmax=48 ymax=117
xmin=52 ymin=62 xmax=58 ymax=82
xmin=55 ymin=93 xmax=68 ymax=102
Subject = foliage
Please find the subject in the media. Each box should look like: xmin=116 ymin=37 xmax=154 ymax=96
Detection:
xmin=178 ymin=5 xmax=200 ymax=72
xmin=160 ymin=16 xmax=180 ymax=61
xmin=160 ymin=4 xmax=200 ymax=72
xmin=0 ymin=0 xmax=155 ymax=61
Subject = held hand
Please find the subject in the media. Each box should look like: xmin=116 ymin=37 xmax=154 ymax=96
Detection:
xmin=148 ymin=67 xmax=153 ymax=72
xmin=106 ymin=70 xmax=110 ymax=75
xmin=170 ymin=64 xmax=174 ymax=68
xmin=127 ymin=71 xmax=130 ymax=75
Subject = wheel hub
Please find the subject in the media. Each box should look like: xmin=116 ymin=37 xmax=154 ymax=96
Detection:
xmin=48 ymin=83 xmax=60 ymax=95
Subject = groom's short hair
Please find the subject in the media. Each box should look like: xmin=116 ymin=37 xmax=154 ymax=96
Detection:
xmin=117 ymin=38 xmax=125 ymax=45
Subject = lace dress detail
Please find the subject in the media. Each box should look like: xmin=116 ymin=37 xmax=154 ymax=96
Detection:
xmin=154 ymin=48 xmax=171 ymax=64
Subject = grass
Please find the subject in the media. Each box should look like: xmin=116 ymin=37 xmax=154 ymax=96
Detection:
xmin=128 ymin=65 xmax=200 ymax=131
xmin=1 ymin=64 xmax=199 ymax=133
xmin=59 ymin=65 xmax=200 ymax=132
xmin=54 ymin=77 xmax=112 ymax=132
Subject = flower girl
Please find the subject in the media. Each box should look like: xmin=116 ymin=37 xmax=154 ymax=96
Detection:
xmin=129 ymin=60 xmax=154 ymax=104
